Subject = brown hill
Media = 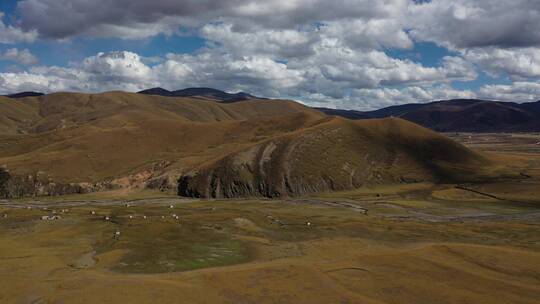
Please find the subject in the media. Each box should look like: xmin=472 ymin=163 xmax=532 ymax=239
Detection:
xmin=0 ymin=92 xmax=497 ymax=198
xmin=0 ymin=92 xmax=325 ymax=197
xmin=178 ymin=117 xmax=491 ymax=198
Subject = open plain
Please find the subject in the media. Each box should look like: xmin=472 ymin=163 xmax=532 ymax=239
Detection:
xmin=1 ymin=133 xmax=539 ymax=304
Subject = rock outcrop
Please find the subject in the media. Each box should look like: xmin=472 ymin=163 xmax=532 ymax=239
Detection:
xmin=0 ymin=168 xmax=115 ymax=199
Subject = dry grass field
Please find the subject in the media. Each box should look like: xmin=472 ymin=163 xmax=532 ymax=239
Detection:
xmin=1 ymin=94 xmax=539 ymax=303
xmin=1 ymin=133 xmax=539 ymax=303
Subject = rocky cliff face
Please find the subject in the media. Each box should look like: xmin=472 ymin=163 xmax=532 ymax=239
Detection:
xmin=0 ymin=168 xmax=115 ymax=199
xmin=0 ymin=160 xmax=177 ymax=199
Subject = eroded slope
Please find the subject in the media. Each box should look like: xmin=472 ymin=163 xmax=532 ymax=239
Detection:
xmin=179 ymin=117 xmax=491 ymax=198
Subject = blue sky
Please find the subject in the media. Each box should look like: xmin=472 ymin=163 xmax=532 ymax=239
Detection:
xmin=0 ymin=1 xmax=206 ymax=68
xmin=0 ymin=0 xmax=539 ymax=110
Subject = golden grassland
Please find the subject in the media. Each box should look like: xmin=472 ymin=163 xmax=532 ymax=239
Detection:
xmin=0 ymin=199 xmax=538 ymax=303
xmin=1 ymin=172 xmax=539 ymax=303
xmin=0 ymin=94 xmax=539 ymax=303
xmin=0 ymin=93 xmax=324 ymax=183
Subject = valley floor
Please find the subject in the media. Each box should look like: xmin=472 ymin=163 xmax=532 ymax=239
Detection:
xmin=0 ymin=133 xmax=539 ymax=304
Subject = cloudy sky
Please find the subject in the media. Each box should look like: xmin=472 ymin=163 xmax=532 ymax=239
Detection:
xmin=0 ymin=0 xmax=539 ymax=109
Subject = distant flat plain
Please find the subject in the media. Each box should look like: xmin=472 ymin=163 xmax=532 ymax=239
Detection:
xmin=0 ymin=133 xmax=539 ymax=304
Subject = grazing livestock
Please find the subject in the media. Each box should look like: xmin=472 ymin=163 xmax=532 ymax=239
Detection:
xmin=41 ymin=215 xmax=61 ymax=221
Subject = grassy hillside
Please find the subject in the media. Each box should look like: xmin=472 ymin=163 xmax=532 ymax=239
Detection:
xmin=0 ymin=96 xmax=40 ymax=135
xmin=0 ymin=92 xmax=501 ymax=198
xmin=179 ymin=117 xmax=493 ymax=198
xmin=0 ymin=92 xmax=326 ymax=196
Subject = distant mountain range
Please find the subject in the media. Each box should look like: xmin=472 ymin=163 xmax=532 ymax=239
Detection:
xmin=3 ymin=91 xmax=45 ymax=99
xmin=3 ymin=89 xmax=539 ymax=132
xmin=138 ymin=87 xmax=259 ymax=103
xmin=316 ymin=99 xmax=540 ymax=132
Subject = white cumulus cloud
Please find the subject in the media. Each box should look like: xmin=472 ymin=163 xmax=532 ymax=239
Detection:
xmin=478 ymin=81 xmax=540 ymax=102
xmin=408 ymin=0 xmax=540 ymax=49
xmin=0 ymin=48 xmax=39 ymax=65
xmin=464 ymin=47 xmax=540 ymax=80
xmin=0 ymin=12 xmax=37 ymax=44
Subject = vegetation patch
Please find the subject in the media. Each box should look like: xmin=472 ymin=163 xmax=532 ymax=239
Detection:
xmin=112 ymin=239 xmax=249 ymax=273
